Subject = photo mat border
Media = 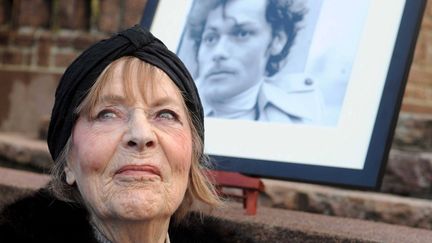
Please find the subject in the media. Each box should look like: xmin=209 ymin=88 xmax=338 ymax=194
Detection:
xmin=141 ymin=0 xmax=426 ymax=189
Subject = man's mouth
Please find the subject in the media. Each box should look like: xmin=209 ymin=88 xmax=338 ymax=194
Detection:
xmin=205 ymin=69 xmax=236 ymax=79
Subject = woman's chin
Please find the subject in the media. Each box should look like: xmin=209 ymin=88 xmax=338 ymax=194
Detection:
xmin=113 ymin=173 xmax=162 ymax=186
xmin=107 ymin=191 xmax=177 ymax=221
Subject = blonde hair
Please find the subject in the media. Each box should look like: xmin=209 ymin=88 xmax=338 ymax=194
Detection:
xmin=50 ymin=56 xmax=220 ymax=222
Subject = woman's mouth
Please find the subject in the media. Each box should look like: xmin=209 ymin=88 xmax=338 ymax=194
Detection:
xmin=115 ymin=164 xmax=161 ymax=178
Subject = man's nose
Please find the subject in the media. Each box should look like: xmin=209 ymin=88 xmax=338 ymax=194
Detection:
xmin=212 ymin=36 xmax=230 ymax=63
xmin=123 ymin=110 xmax=157 ymax=152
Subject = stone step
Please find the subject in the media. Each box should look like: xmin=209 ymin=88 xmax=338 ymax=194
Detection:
xmin=0 ymin=132 xmax=51 ymax=171
xmin=207 ymin=202 xmax=432 ymax=243
xmin=262 ymin=179 xmax=432 ymax=230
xmin=1 ymin=166 xmax=431 ymax=243
xmin=0 ymin=166 xmax=50 ymax=210
xmin=1 ymin=132 xmax=432 ymax=230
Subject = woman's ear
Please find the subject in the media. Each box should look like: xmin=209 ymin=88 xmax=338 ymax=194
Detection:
xmin=269 ymin=31 xmax=288 ymax=56
xmin=64 ymin=166 xmax=76 ymax=185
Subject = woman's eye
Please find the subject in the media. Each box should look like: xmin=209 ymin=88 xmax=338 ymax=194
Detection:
xmin=156 ymin=110 xmax=178 ymax=121
xmin=96 ymin=110 xmax=118 ymax=120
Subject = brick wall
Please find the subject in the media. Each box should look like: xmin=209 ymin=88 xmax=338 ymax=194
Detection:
xmin=0 ymin=0 xmax=431 ymax=140
xmin=0 ymin=0 xmax=147 ymax=137
xmin=403 ymin=0 xmax=432 ymax=115
xmin=0 ymin=0 xmax=148 ymax=70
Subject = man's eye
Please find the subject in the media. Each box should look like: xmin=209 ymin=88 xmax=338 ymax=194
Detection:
xmin=234 ymin=30 xmax=252 ymax=39
xmin=96 ymin=110 xmax=118 ymax=120
xmin=203 ymin=33 xmax=219 ymax=45
xmin=156 ymin=110 xmax=178 ymax=121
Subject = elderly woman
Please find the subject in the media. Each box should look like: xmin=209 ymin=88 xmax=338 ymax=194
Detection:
xmin=0 ymin=26 xmax=221 ymax=242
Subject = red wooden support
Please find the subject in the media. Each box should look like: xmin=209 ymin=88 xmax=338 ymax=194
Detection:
xmin=207 ymin=170 xmax=264 ymax=215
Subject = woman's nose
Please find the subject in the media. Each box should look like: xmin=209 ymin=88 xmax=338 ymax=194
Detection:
xmin=123 ymin=111 xmax=156 ymax=152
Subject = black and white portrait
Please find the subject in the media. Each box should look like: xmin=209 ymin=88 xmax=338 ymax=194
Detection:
xmin=177 ymin=0 xmax=370 ymax=126
xmin=146 ymin=0 xmax=421 ymax=186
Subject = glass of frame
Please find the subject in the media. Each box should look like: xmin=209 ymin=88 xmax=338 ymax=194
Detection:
xmin=141 ymin=0 xmax=426 ymax=189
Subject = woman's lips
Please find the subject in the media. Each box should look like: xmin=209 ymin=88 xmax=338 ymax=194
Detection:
xmin=115 ymin=165 xmax=161 ymax=178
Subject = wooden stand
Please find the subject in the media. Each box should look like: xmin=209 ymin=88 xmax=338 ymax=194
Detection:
xmin=207 ymin=170 xmax=264 ymax=215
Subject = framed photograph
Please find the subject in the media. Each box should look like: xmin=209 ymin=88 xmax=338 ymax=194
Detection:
xmin=141 ymin=0 xmax=426 ymax=189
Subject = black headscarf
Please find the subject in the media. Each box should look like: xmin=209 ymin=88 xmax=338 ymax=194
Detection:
xmin=47 ymin=25 xmax=204 ymax=161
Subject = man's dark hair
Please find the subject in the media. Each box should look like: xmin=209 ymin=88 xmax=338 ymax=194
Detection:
xmin=265 ymin=0 xmax=304 ymax=76
xmin=187 ymin=0 xmax=305 ymax=76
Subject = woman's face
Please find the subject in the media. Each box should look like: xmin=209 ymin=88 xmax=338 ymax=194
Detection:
xmin=197 ymin=0 xmax=272 ymax=102
xmin=65 ymin=60 xmax=192 ymax=222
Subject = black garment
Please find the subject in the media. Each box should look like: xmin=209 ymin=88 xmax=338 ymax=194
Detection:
xmin=0 ymin=188 xmax=233 ymax=243
xmin=0 ymin=189 xmax=96 ymax=242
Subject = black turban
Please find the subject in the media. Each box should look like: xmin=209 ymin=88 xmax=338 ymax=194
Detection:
xmin=48 ymin=25 xmax=204 ymax=161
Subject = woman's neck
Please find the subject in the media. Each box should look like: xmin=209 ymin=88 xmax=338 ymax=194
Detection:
xmin=91 ymin=215 xmax=170 ymax=243
xmin=208 ymin=82 xmax=261 ymax=120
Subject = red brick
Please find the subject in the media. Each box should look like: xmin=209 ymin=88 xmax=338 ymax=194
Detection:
xmin=14 ymin=32 xmax=35 ymax=47
xmin=39 ymin=31 xmax=53 ymax=43
xmin=54 ymin=51 xmax=78 ymax=67
xmin=0 ymin=3 xmax=5 ymax=25
xmin=401 ymin=102 xmax=432 ymax=114
xmin=425 ymin=33 xmax=432 ymax=62
xmin=2 ymin=49 xmax=24 ymax=65
xmin=15 ymin=0 xmax=50 ymax=28
xmin=122 ymin=0 xmax=147 ymax=28
xmin=427 ymin=0 xmax=432 ymax=17
xmin=421 ymin=16 xmax=432 ymax=30
xmin=56 ymin=34 xmax=74 ymax=48
xmin=408 ymin=68 xmax=432 ymax=85
xmin=402 ymin=93 xmax=432 ymax=106
xmin=412 ymin=32 xmax=428 ymax=64
xmin=98 ymin=0 xmax=121 ymax=33
xmin=23 ymin=51 xmax=32 ymax=66
xmin=58 ymin=0 xmax=89 ymax=30
xmin=37 ymin=38 xmax=52 ymax=67
xmin=0 ymin=0 xmax=12 ymax=25
xmin=73 ymin=34 xmax=100 ymax=50
xmin=73 ymin=35 xmax=93 ymax=49
xmin=404 ymin=85 xmax=430 ymax=100
xmin=0 ymin=30 xmax=10 ymax=45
